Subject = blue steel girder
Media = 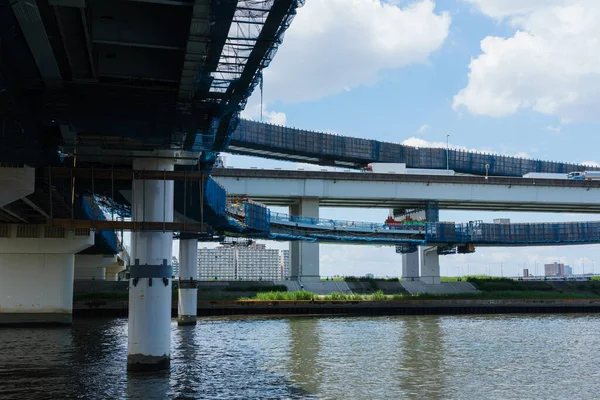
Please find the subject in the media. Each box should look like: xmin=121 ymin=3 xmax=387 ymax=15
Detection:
xmin=230 ymin=120 xmax=600 ymax=177
xmin=210 ymin=0 xmax=303 ymax=152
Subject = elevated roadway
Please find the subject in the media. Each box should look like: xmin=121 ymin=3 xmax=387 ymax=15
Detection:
xmin=229 ymin=119 xmax=600 ymax=177
xmin=212 ymin=168 xmax=600 ymax=213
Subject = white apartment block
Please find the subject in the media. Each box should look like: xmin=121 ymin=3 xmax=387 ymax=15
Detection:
xmin=280 ymin=250 xmax=290 ymax=279
xmin=197 ymin=244 xmax=290 ymax=281
xmin=198 ymin=247 xmax=236 ymax=280
xmin=237 ymin=248 xmax=280 ymax=280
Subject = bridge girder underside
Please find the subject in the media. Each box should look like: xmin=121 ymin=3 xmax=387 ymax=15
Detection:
xmin=0 ymin=0 xmax=301 ymax=168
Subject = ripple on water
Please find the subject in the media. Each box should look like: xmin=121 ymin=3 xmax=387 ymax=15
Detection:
xmin=1 ymin=315 xmax=600 ymax=399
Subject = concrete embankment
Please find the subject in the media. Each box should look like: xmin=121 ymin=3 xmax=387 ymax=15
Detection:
xmin=73 ymin=298 xmax=600 ymax=318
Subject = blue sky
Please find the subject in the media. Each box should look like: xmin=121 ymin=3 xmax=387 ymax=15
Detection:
xmin=211 ymin=0 xmax=600 ymax=278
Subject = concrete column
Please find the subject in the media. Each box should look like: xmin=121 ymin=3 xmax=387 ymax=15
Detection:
xmin=177 ymin=238 xmax=198 ymax=325
xmin=0 ymin=226 xmax=94 ymax=324
xmin=74 ymin=254 xmax=118 ymax=280
xmin=401 ymin=250 xmax=420 ymax=282
xmin=128 ymin=158 xmax=174 ymax=372
xmin=106 ymin=258 xmax=125 ymax=281
xmin=420 ymin=246 xmax=441 ymax=284
xmin=289 ymin=197 xmax=320 ymax=283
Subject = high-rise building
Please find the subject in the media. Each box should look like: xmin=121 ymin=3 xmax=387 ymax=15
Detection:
xmin=545 ymin=262 xmax=565 ymax=277
xmin=523 ymin=268 xmax=530 ymax=277
xmin=197 ymin=243 xmax=289 ymax=280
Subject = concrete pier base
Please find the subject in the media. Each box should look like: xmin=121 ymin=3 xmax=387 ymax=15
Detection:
xmin=0 ymin=312 xmax=72 ymax=325
xmin=127 ymin=354 xmax=171 ymax=373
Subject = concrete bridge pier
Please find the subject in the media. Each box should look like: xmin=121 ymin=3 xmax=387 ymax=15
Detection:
xmin=401 ymin=250 xmax=420 ymax=282
xmin=401 ymin=246 xmax=441 ymax=284
xmin=74 ymin=254 xmax=118 ymax=280
xmin=128 ymin=158 xmax=174 ymax=372
xmin=290 ymin=197 xmax=320 ymax=283
xmin=177 ymin=238 xmax=198 ymax=325
xmin=420 ymin=246 xmax=441 ymax=284
xmin=0 ymin=226 xmax=94 ymax=324
xmin=106 ymin=258 xmax=125 ymax=281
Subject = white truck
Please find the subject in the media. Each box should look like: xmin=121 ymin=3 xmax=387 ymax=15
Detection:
xmin=522 ymin=172 xmax=568 ymax=179
xmin=364 ymin=163 xmax=407 ymax=174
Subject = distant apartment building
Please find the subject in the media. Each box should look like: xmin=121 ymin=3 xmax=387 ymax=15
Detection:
xmin=198 ymin=247 xmax=236 ymax=280
xmin=545 ymin=262 xmax=566 ymax=277
xmin=172 ymin=256 xmax=180 ymax=278
xmin=564 ymin=265 xmax=573 ymax=275
xmin=280 ymin=250 xmax=290 ymax=279
xmin=197 ymin=243 xmax=289 ymax=280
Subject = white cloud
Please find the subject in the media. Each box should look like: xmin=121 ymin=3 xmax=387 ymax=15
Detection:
xmin=417 ymin=123 xmax=431 ymax=133
xmin=402 ymin=136 xmax=533 ymax=159
xmin=260 ymin=0 xmax=451 ymax=104
xmin=263 ymin=111 xmax=287 ymax=126
xmin=463 ymin=0 xmax=570 ymax=19
xmin=240 ymin=101 xmax=287 ymax=125
xmin=455 ymin=1 xmax=600 ymax=122
xmin=581 ymin=161 xmax=600 ymax=168
xmin=545 ymin=125 xmax=562 ymax=133
xmin=403 ymin=136 xmax=467 ymax=151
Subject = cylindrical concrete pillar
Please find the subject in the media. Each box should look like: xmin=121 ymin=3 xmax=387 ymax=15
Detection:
xmin=177 ymin=238 xmax=198 ymax=325
xmin=128 ymin=158 xmax=174 ymax=372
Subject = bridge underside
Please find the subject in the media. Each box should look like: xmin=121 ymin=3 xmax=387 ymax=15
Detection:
xmin=1 ymin=1 xmax=301 ymax=169
xmin=231 ymin=197 xmax=600 ymax=213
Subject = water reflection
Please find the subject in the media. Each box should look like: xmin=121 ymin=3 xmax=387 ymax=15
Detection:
xmin=2 ymin=315 xmax=600 ymax=399
xmin=170 ymin=323 xmax=202 ymax=398
xmin=0 ymin=326 xmax=75 ymax=400
xmin=126 ymin=370 xmax=171 ymax=400
xmin=287 ymin=318 xmax=323 ymax=396
xmin=398 ymin=317 xmax=446 ymax=400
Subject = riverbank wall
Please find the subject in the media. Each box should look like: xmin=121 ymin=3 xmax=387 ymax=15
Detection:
xmin=73 ymin=298 xmax=600 ymax=318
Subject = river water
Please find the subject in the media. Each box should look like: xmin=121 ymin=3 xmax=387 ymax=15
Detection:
xmin=1 ymin=314 xmax=599 ymax=399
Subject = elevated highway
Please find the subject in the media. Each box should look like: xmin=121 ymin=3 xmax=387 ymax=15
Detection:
xmin=230 ymin=119 xmax=600 ymax=177
xmin=212 ymin=168 xmax=600 ymax=213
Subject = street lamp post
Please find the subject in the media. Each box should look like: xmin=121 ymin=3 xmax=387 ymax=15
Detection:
xmin=446 ymin=134 xmax=450 ymax=175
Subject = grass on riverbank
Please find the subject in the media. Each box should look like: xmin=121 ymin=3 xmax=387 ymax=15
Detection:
xmin=244 ymin=290 xmax=599 ymax=301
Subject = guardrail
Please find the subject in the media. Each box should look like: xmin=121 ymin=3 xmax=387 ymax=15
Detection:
xmin=269 ymin=212 xmax=390 ymax=231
